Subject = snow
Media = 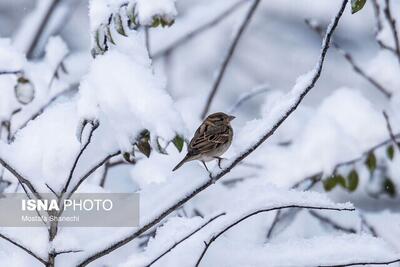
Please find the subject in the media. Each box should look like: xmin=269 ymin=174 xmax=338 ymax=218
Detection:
xmin=89 ymin=0 xmax=177 ymax=31
xmin=1 ymin=1 xmax=400 ymax=266
xmin=78 ymin=29 xmax=185 ymax=153
xmin=136 ymin=0 xmax=177 ymax=26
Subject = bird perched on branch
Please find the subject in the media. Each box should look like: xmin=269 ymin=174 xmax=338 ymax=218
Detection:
xmin=172 ymin=112 xmax=235 ymax=172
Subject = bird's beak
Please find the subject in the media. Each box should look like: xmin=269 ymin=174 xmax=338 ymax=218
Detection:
xmin=228 ymin=115 xmax=236 ymax=121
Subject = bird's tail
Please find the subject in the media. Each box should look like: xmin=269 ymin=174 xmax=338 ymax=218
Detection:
xmin=172 ymin=154 xmax=191 ymax=171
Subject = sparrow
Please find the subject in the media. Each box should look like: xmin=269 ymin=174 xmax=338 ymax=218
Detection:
xmin=172 ymin=112 xmax=235 ymax=172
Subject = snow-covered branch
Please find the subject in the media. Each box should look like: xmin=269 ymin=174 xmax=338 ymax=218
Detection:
xmin=76 ymin=1 xmax=349 ymax=265
xmin=195 ymin=205 xmax=355 ymax=267
xmin=0 ymin=233 xmax=47 ymax=265
xmin=145 ymin=213 xmax=226 ymax=267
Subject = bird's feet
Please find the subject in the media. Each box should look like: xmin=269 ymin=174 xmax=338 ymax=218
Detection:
xmin=214 ymin=157 xmax=225 ymax=169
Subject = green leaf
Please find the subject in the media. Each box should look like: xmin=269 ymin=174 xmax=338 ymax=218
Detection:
xmin=336 ymin=175 xmax=346 ymax=188
xmin=151 ymin=17 xmax=160 ymax=27
xmin=383 ymin=178 xmax=396 ymax=197
xmin=156 ymin=138 xmax=168 ymax=155
xmin=351 ymin=0 xmax=367 ymax=14
xmin=365 ymin=152 xmax=377 ymax=173
xmin=136 ymin=130 xmax=151 ymax=157
xmin=122 ymin=151 xmax=135 ymax=164
xmin=172 ymin=135 xmax=184 ymax=152
xmin=386 ymin=145 xmax=395 ymax=160
xmin=347 ymin=170 xmax=359 ymax=192
xmin=323 ymin=175 xmax=346 ymax=191
xmin=137 ymin=140 xmax=151 ymax=158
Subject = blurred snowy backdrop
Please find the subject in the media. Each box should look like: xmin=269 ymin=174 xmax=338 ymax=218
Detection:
xmin=0 ymin=0 xmax=400 ymax=266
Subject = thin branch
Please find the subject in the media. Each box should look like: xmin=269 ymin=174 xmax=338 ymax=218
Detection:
xmin=54 ymin=249 xmax=83 ymax=256
xmin=0 ymin=233 xmax=47 ymax=265
xmin=266 ymin=132 xmax=400 ymax=240
xmin=99 ymin=159 xmax=127 ymax=188
xmin=319 ymin=258 xmax=400 ymax=267
xmin=61 ymin=122 xmax=99 ymax=195
xmin=68 ymin=151 xmax=121 ymax=198
xmin=383 ymin=0 xmax=400 ymax=65
xmin=27 ymin=0 xmax=62 ymax=59
xmin=371 ymin=0 xmax=397 ymax=53
xmin=0 ymin=70 xmax=22 ymax=75
xmin=0 ymin=158 xmax=42 ymax=200
xmin=77 ymin=1 xmax=348 ymax=265
xmin=201 ymin=0 xmax=261 ymax=119
xmin=305 ymin=19 xmax=392 ymax=98
xmin=308 ymin=210 xmax=356 ymax=233
xmin=12 ymin=85 xmax=78 ymax=138
xmin=228 ymin=84 xmax=270 ymax=113
xmin=153 ymin=0 xmax=248 ymax=59
xmin=145 ymin=27 xmax=151 ymax=58
xmin=48 ymin=54 xmax=69 ymax=89
xmin=359 ymin=212 xmax=378 ymax=237
xmin=195 ymin=205 xmax=355 ymax=267
xmin=383 ymin=111 xmax=400 ymax=152
xmin=145 ymin=213 xmax=225 ymax=267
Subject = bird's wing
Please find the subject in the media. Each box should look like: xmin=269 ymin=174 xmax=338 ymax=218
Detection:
xmin=189 ymin=124 xmax=231 ymax=155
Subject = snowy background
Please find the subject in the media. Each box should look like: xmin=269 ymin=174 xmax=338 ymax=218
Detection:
xmin=0 ymin=0 xmax=400 ymax=266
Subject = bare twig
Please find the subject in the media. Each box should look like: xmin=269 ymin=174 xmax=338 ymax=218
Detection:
xmin=145 ymin=27 xmax=151 ymax=58
xmin=195 ymin=205 xmax=355 ymax=266
xmin=201 ymin=0 xmax=261 ymax=119
xmin=359 ymin=212 xmax=378 ymax=237
xmin=0 ymin=70 xmax=22 ymax=75
xmin=12 ymin=85 xmax=78 ymax=138
xmin=61 ymin=122 xmax=99 ymax=195
xmin=99 ymin=159 xmax=126 ymax=188
xmin=0 ymin=233 xmax=47 ymax=265
xmin=54 ymin=249 xmax=83 ymax=256
xmin=145 ymin=213 xmax=225 ymax=267
xmin=153 ymin=0 xmax=248 ymax=59
xmin=383 ymin=0 xmax=400 ymax=65
xmin=0 ymin=158 xmax=42 ymax=200
xmin=308 ymin=210 xmax=356 ymax=233
xmin=383 ymin=111 xmax=400 ymax=152
xmin=228 ymin=84 xmax=271 ymax=113
xmin=27 ymin=0 xmax=62 ymax=59
xmin=68 ymin=151 xmax=121 ymax=198
xmin=48 ymin=54 xmax=69 ymax=89
xmin=371 ymin=0 xmax=397 ymax=53
xmin=305 ymin=19 xmax=392 ymax=98
xmin=76 ymin=1 xmax=348 ymax=265
xmin=319 ymin=258 xmax=400 ymax=267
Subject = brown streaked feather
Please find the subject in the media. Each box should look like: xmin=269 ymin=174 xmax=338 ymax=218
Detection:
xmin=172 ymin=112 xmax=234 ymax=171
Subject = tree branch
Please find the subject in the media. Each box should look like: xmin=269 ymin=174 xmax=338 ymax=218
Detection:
xmin=0 ymin=233 xmax=47 ymax=265
xmin=153 ymin=0 xmax=248 ymax=59
xmin=145 ymin=213 xmax=226 ymax=267
xmin=305 ymin=19 xmax=392 ymax=98
xmin=0 ymin=70 xmax=22 ymax=75
xmin=228 ymin=84 xmax=270 ymax=113
xmin=76 ymin=1 xmax=348 ymax=265
xmin=0 ymin=158 xmax=42 ymax=200
xmin=201 ymin=0 xmax=261 ymax=119
xmin=195 ymin=205 xmax=355 ymax=267
xmin=383 ymin=0 xmax=400 ymax=65
xmin=26 ymin=0 xmax=62 ymax=59
xmin=308 ymin=210 xmax=356 ymax=234
xmin=67 ymin=151 xmax=121 ymax=198
xmin=319 ymin=258 xmax=400 ymax=267
xmin=12 ymin=84 xmax=78 ymax=139
xmin=61 ymin=121 xmax=99 ymax=195
xmin=383 ymin=111 xmax=400 ymax=152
